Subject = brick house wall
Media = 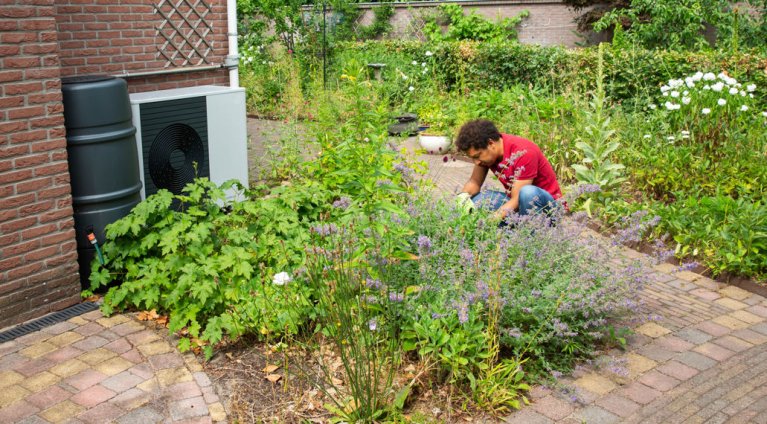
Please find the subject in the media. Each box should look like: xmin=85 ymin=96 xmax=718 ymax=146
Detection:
xmin=355 ymin=0 xmax=604 ymax=47
xmin=1 ymin=0 xmax=234 ymax=328
xmin=0 ymin=1 xmax=81 ymax=329
xmin=53 ymin=0 xmax=231 ymax=93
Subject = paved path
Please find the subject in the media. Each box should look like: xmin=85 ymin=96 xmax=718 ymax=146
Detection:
xmin=2 ymin=123 xmax=765 ymax=423
xmin=0 ymin=311 xmax=225 ymax=423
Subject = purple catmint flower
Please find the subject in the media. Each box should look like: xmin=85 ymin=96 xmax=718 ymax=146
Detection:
xmin=565 ymin=183 xmax=602 ymax=202
xmin=613 ymin=211 xmax=661 ymax=246
xmin=552 ymin=318 xmax=570 ymax=336
xmin=332 ymin=197 xmax=351 ymax=209
xmin=459 ymin=248 xmax=474 ymax=263
xmin=674 ymin=261 xmax=699 ymax=273
xmin=365 ymin=278 xmax=383 ymax=290
xmin=417 ymin=235 xmax=432 ymax=253
xmin=311 ymin=223 xmax=338 ymax=236
xmin=475 ymin=280 xmax=490 ymax=300
xmin=531 ymin=289 xmax=542 ymax=298
xmin=388 ymin=292 xmax=404 ymax=302
xmin=394 ymin=162 xmax=411 ymax=175
xmin=457 ymin=303 xmax=469 ymax=324
xmin=368 ymin=319 xmax=378 ymax=331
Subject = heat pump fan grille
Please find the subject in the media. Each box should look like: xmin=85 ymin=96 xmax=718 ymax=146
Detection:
xmin=148 ymin=123 xmax=205 ymax=194
xmin=138 ymin=96 xmax=209 ymax=197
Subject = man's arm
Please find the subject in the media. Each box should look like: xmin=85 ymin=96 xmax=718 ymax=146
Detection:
xmin=495 ymin=179 xmax=533 ymax=219
xmin=461 ymin=165 xmax=489 ymax=196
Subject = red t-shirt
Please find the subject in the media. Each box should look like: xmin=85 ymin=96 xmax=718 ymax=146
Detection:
xmin=490 ymin=134 xmax=562 ymax=200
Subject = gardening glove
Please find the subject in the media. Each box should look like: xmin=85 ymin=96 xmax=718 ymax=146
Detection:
xmin=455 ymin=192 xmax=475 ymax=214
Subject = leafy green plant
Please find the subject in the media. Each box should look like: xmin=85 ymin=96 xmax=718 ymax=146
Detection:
xmin=86 ymin=179 xmax=323 ymax=358
xmin=356 ymin=4 xmax=394 ymax=40
xmin=417 ymin=101 xmax=456 ymax=137
xmin=593 ymin=0 xmax=730 ymax=50
xmin=424 ymin=4 xmax=529 ymax=42
xmin=402 ymin=310 xmax=491 ymax=385
xmin=572 ymin=44 xmax=626 ymax=194
xmin=658 ymin=195 xmax=767 ymax=278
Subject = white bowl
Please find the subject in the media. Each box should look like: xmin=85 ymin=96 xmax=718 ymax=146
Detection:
xmin=418 ymin=134 xmax=451 ymax=154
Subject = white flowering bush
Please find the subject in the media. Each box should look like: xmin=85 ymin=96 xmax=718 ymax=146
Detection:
xmin=657 ymin=71 xmax=762 ymax=149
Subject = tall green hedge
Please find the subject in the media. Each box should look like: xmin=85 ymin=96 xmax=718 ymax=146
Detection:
xmin=332 ymin=40 xmax=767 ymax=106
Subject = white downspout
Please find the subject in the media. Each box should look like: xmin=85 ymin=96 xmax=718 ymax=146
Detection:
xmin=226 ymin=0 xmax=240 ymax=88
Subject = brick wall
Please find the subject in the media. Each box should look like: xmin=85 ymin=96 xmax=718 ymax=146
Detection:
xmin=356 ymin=0 xmax=602 ymax=47
xmin=0 ymin=0 xmax=80 ymax=329
xmin=54 ymin=0 xmax=231 ymax=93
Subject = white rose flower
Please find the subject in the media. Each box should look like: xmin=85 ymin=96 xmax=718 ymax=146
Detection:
xmin=664 ymin=101 xmax=675 ymax=110
xmin=685 ymin=78 xmax=695 ymax=88
xmin=682 ymin=97 xmax=691 ymax=105
xmin=740 ymin=105 xmax=749 ymax=112
xmin=693 ymin=71 xmax=703 ymax=81
xmin=273 ymin=272 xmax=291 ymax=286
xmin=408 ymin=86 xmax=414 ymax=92
xmin=425 ymin=50 xmax=433 ymax=56
xmin=671 ymin=91 xmax=680 ymax=98
xmin=412 ymin=61 xmax=417 ymax=65
xmin=660 ymin=85 xmax=670 ymax=93
xmin=681 ymin=130 xmax=690 ymax=139
xmin=749 ymin=94 xmax=754 ymax=98
xmin=421 ymin=62 xmax=426 ymax=67
xmin=667 ymin=136 xmax=675 ymax=141
xmin=402 ymin=75 xmax=408 ymax=80
xmin=729 ymin=87 xmax=739 ymax=95
xmin=711 ymin=82 xmax=724 ymax=92
xmin=703 ymin=72 xmax=716 ymax=81
xmin=763 ymin=111 xmax=767 ymax=117
xmin=649 ymin=104 xmax=657 ymax=110
xmin=746 ymin=84 xmax=756 ymax=92
xmin=701 ymin=108 xmax=711 ymax=115
xmin=703 ymin=85 xmax=711 ymax=90
xmin=643 ymin=134 xmax=651 ymax=139
xmin=717 ymin=98 xmax=727 ymax=106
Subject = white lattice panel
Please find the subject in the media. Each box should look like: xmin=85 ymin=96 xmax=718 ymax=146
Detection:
xmin=154 ymin=0 xmax=214 ymax=67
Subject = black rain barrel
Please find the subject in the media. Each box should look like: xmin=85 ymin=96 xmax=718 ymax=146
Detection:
xmin=62 ymin=75 xmax=142 ymax=290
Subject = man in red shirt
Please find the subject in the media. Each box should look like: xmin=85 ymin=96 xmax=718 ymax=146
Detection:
xmin=455 ymin=119 xmax=562 ymax=220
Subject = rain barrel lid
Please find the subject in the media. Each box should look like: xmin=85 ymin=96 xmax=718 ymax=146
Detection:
xmin=62 ymin=75 xmax=116 ymax=85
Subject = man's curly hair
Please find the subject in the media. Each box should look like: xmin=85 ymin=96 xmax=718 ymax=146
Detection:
xmin=455 ymin=119 xmax=501 ymax=152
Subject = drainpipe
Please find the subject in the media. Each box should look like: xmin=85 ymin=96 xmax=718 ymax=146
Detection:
xmin=226 ymin=0 xmax=240 ymax=88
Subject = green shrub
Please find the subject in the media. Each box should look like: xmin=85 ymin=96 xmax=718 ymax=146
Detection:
xmin=423 ymin=4 xmax=529 ymax=42
xmin=658 ymin=196 xmax=767 ymax=278
xmin=86 ymin=179 xmax=324 ymax=358
xmin=328 ymin=41 xmax=767 ymax=108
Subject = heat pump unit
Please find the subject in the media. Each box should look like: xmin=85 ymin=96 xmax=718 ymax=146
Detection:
xmin=129 ymin=85 xmax=248 ymax=199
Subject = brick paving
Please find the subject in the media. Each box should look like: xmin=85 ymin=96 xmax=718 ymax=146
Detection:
xmin=395 ymin=133 xmax=767 ymax=423
xmin=0 ymin=311 xmax=226 ymax=423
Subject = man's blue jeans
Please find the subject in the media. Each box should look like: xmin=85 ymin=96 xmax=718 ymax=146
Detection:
xmin=471 ymin=185 xmax=557 ymax=216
